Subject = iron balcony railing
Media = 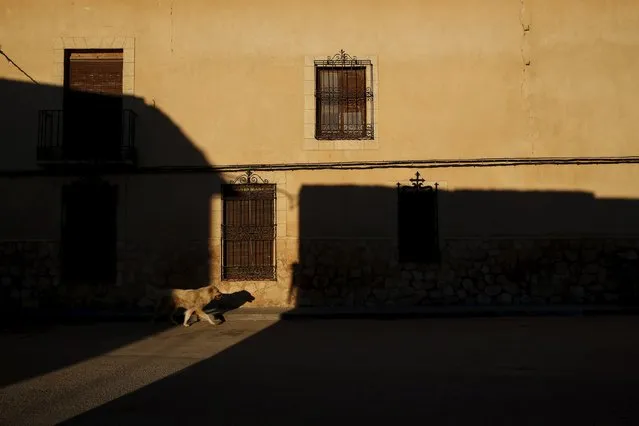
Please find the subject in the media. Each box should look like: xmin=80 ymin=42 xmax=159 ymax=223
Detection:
xmin=37 ymin=109 xmax=137 ymax=165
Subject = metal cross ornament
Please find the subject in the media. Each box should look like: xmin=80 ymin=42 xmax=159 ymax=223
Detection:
xmin=409 ymin=172 xmax=425 ymax=188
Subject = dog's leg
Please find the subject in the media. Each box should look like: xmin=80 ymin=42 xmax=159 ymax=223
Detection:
xmin=195 ymin=308 xmax=216 ymax=325
xmin=183 ymin=309 xmax=194 ymax=327
xmin=189 ymin=313 xmax=201 ymax=325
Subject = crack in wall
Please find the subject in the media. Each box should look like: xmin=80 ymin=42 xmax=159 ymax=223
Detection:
xmin=170 ymin=1 xmax=174 ymax=54
xmin=519 ymin=0 xmax=537 ymax=155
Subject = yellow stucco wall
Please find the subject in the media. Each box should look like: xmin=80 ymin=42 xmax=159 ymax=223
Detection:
xmin=2 ymin=0 xmax=639 ymax=307
xmin=1 ymin=0 xmax=638 ymax=167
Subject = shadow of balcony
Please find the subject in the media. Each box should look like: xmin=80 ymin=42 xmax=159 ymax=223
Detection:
xmin=0 ymin=77 xmax=228 ymax=387
xmin=36 ymin=108 xmax=138 ymax=167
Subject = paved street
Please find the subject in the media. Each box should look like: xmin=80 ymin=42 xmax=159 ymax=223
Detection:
xmin=1 ymin=316 xmax=639 ymax=425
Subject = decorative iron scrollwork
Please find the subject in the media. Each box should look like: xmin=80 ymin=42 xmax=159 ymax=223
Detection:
xmin=315 ymin=124 xmax=375 ymax=141
xmin=222 ymin=266 xmax=276 ymax=281
xmin=314 ymin=49 xmax=372 ymax=67
xmin=222 ymin=225 xmax=276 ymax=240
xmin=313 ymin=50 xmax=374 ymax=141
xmin=231 ymin=170 xmax=269 ymax=185
xmin=330 ymin=49 xmax=355 ymax=62
xmin=397 ymin=171 xmax=438 ymax=193
xmin=315 ymin=87 xmax=375 ymax=102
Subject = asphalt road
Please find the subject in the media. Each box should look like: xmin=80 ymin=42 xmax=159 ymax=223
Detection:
xmin=1 ymin=316 xmax=639 ymax=425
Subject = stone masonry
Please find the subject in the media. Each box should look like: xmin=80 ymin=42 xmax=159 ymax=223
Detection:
xmin=291 ymin=238 xmax=639 ymax=308
xmin=2 ymin=238 xmax=639 ymax=311
xmin=0 ymin=241 xmax=59 ymax=310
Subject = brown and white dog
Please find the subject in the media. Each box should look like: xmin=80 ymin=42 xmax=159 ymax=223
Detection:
xmin=146 ymin=283 xmax=223 ymax=327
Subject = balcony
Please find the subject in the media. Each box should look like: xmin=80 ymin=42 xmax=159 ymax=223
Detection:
xmin=37 ymin=109 xmax=137 ymax=167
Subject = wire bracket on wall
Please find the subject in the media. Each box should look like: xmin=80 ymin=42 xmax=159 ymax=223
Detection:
xmin=0 ymin=48 xmax=39 ymax=84
xmin=231 ymin=170 xmax=269 ymax=185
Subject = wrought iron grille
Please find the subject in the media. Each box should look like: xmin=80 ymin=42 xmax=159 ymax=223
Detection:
xmin=315 ymin=50 xmax=374 ymax=140
xmin=221 ymin=172 xmax=276 ymax=280
xmin=397 ymin=172 xmax=440 ymax=263
xmin=37 ymin=109 xmax=137 ymax=165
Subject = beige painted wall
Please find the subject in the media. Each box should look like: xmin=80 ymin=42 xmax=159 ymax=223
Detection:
xmin=1 ymin=0 xmax=638 ymax=168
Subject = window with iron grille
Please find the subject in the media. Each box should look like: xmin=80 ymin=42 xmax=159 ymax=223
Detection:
xmin=315 ymin=50 xmax=374 ymax=140
xmin=221 ymin=181 xmax=276 ymax=281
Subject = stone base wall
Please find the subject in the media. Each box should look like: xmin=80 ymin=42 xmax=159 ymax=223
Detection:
xmin=71 ymin=241 xmax=214 ymax=310
xmin=0 ymin=239 xmax=293 ymax=311
xmin=0 ymin=241 xmax=60 ymax=310
xmin=211 ymin=239 xmax=296 ymax=308
xmin=3 ymin=237 xmax=639 ymax=311
xmin=1 ymin=240 xmax=215 ymax=311
xmin=291 ymin=238 xmax=639 ymax=307
xmin=118 ymin=241 xmax=212 ymax=288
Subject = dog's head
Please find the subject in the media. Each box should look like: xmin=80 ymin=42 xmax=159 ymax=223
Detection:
xmin=208 ymin=285 xmax=223 ymax=300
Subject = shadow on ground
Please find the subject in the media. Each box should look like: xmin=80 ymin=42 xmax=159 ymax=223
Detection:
xmin=0 ymin=322 xmax=170 ymax=389
xmin=60 ymin=316 xmax=639 ymax=425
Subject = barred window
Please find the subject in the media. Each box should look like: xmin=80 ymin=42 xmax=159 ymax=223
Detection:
xmin=221 ymin=182 xmax=276 ymax=281
xmin=315 ymin=50 xmax=374 ymax=140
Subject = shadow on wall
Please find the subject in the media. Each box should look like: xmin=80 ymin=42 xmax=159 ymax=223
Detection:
xmin=0 ymin=77 xmax=228 ymax=385
xmin=290 ymin=184 xmax=639 ymax=308
xmin=0 ymin=77 xmax=227 ymax=309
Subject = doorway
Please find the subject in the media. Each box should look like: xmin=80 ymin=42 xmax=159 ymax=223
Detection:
xmin=63 ymin=49 xmax=124 ymax=161
xmin=61 ymin=178 xmax=118 ymax=285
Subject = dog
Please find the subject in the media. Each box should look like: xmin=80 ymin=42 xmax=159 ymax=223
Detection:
xmin=146 ymin=283 xmax=223 ymax=327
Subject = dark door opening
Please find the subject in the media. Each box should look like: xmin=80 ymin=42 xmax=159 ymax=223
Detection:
xmin=61 ymin=179 xmax=118 ymax=285
xmin=63 ymin=49 xmax=124 ymax=161
xmin=397 ymin=173 xmax=440 ymax=263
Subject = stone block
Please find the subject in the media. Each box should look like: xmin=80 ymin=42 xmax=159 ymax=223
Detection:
xmin=462 ymin=278 xmax=474 ymax=291
xmin=429 ymin=290 xmax=442 ymax=299
xmin=497 ymin=293 xmax=513 ymax=305
xmin=569 ymin=286 xmax=586 ymax=299
xmin=477 ymin=294 xmax=491 ymax=305
xmin=565 ymin=251 xmax=579 ymax=262
xmin=485 ymin=285 xmax=501 ymax=296
xmin=443 ymin=285 xmax=455 ymax=297
xmin=618 ymin=250 xmax=638 ymax=260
